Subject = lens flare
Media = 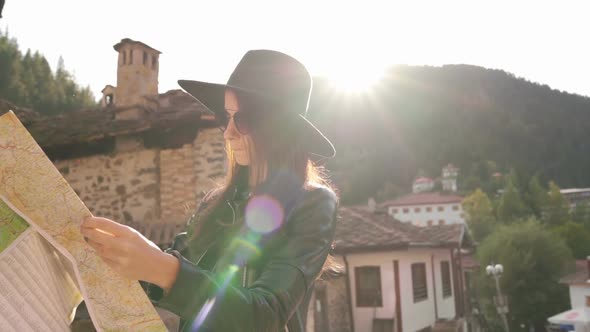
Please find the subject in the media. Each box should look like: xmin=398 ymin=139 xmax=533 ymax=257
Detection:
xmin=188 ymin=196 xmax=284 ymax=330
xmin=245 ymin=195 xmax=284 ymax=234
xmin=191 ymin=297 xmax=216 ymax=331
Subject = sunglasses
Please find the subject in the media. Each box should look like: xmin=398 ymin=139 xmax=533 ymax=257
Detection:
xmin=218 ymin=111 xmax=252 ymax=135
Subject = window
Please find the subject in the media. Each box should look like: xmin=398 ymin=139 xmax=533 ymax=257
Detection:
xmin=438 ymin=206 xmax=444 ymax=212
xmin=441 ymin=261 xmax=452 ymax=298
xmin=452 ymin=205 xmax=460 ymax=211
xmin=439 ymin=219 xmax=445 ymax=225
xmin=122 ymin=51 xmax=127 ymax=65
xmin=412 ymin=263 xmax=428 ymax=302
xmin=586 ymin=296 xmax=590 ymax=307
xmin=414 ymin=207 xmax=421 ymax=212
xmin=129 ymin=50 xmax=134 ymax=64
xmin=143 ymin=51 xmax=148 ymax=65
xmin=427 ymin=220 xmax=433 ymax=226
xmin=105 ymin=94 xmax=113 ymax=106
xmin=403 ymin=208 xmax=409 ymax=213
xmin=355 ymin=266 xmax=382 ymax=307
xmin=426 ymin=207 xmax=432 ymax=212
xmin=392 ymin=208 xmax=398 ymax=214
xmin=152 ymin=55 xmax=157 ymax=69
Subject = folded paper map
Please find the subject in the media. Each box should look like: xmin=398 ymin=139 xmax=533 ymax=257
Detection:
xmin=0 ymin=111 xmax=167 ymax=331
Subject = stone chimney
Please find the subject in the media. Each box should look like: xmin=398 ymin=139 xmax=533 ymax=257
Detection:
xmin=113 ymin=38 xmax=161 ymax=110
xmin=101 ymin=85 xmax=116 ymax=107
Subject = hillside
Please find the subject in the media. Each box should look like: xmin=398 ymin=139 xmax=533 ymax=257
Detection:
xmin=307 ymin=65 xmax=590 ymax=203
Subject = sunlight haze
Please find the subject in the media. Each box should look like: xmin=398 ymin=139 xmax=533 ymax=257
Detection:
xmin=1 ymin=0 xmax=588 ymax=99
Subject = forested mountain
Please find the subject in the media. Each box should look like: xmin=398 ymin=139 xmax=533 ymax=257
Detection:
xmin=308 ymin=65 xmax=590 ymax=203
xmin=0 ymin=30 xmax=97 ymax=115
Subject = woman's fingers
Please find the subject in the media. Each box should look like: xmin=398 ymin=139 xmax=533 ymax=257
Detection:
xmin=81 ymin=216 xmax=128 ymax=237
xmin=82 ymin=226 xmax=117 ymax=248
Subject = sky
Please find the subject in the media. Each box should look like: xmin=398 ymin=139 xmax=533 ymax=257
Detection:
xmin=1 ymin=0 xmax=589 ymax=100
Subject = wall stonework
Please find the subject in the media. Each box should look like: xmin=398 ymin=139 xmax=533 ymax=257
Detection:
xmin=54 ymin=150 xmax=159 ymax=226
xmin=53 ymin=128 xmax=226 ymax=231
xmin=160 ymin=143 xmax=196 ymax=223
xmin=323 ymin=276 xmax=352 ymax=332
xmin=193 ymin=128 xmax=226 ymax=199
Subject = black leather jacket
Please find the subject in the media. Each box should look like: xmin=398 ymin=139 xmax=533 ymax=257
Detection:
xmin=148 ymin=184 xmax=338 ymax=332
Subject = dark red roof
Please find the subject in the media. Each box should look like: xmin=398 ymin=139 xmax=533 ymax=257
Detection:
xmin=560 ymin=260 xmax=589 ymax=285
xmin=333 ymin=206 xmax=469 ymax=253
xmin=414 ymin=177 xmax=434 ymax=184
xmin=0 ymin=90 xmax=213 ymax=149
xmin=380 ymin=192 xmax=464 ymax=207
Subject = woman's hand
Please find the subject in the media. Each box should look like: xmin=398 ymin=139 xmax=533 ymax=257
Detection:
xmin=80 ymin=216 xmax=179 ymax=291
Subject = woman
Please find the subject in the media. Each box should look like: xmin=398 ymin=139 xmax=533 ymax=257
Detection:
xmin=80 ymin=50 xmax=338 ymax=332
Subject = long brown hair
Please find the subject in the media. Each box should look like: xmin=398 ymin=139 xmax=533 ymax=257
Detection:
xmin=190 ymin=89 xmax=339 ymax=274
xmin=198 ymin=88 xmax=334 ymax=213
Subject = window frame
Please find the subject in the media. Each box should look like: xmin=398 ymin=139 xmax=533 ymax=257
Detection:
xmin=441 ymin=261 xmax=452 ymax=298
xmin=411 ymin=263 xmax=428 ymax=303
xmin=355 ymin=266 xmax=383 ymax=307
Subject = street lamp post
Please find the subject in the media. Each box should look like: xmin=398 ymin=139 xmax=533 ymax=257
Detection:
xmin=486 ymin=263 xmax=510 ymax=332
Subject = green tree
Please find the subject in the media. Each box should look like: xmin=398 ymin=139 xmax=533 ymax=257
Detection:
xmin=554 ymin=221 xmax=590 ymax=259
xmin=571 ymin=201 xmax=590 ymax=228
xmin=543 ymin=181 xmax=570 ymax=227
xmin=476 ymin=218 xmax=572 ymax=331
xmin=0 ymin=29 xmax=96 ymax=114
xmin=376 ymin=181 xmax=404 ymax=203
xmin=462 ymin=189 xmax=496 ymax=242
xmin=496 ymin=179 xmax=530 ymax=223
xmin=524 ymin=175 xmax=549 ymax=218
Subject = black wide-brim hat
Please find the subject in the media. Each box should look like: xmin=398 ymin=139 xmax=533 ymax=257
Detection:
xmin=178 ymin=50 xmax=335 ymax=158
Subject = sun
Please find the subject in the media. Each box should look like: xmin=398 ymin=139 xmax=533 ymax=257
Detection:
xmin=324 ymin=60 xmax=386 ymax=94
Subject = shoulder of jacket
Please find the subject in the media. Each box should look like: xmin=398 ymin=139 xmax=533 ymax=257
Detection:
xmin=303 ymin=183 xmax=338 ymax=203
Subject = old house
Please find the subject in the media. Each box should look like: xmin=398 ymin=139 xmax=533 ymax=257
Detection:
xmin=547 ymin=258 xmax=590 ymax=331
xmin=312 ymin=204 xmax=474 ymax=332
xmin=381 ymin=193 xmax=466 ymax=227
xmin=3 ymin=38 xmax=226 ymax=249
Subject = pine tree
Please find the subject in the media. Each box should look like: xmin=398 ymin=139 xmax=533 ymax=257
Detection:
xmin=496 ymin=179 xmax=530 ymax=223
xmin=0 ymin=28 xmax=96 ymax=114
xmin=543 ymin=181 xmax=570 ymax=227
xmin=525 ymin=175 xmax=549 ymax=218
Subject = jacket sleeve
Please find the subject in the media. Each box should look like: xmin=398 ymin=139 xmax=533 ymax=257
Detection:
xmin=152 ymin=187 xmax=338 ymax=331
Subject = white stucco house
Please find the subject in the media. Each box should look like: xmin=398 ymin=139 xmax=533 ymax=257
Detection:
xmin=413 ymin=177 xmax=435 ymax=193
xmin=318 ymin=205 xmax=474 ymax=332
xmin=380 ymin=192 xmax=465 ymax=227
xmin=548 ymin=258 xmax=590 ymax=332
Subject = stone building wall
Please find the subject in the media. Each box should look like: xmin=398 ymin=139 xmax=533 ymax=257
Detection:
xmin=193 ymin=128 xmax=226 ymax=199
xmin=54 ymin=150 xmax=159 ymax=226
xmin=160 ymin=143 xmax=196 ymax=222
xmin=53 ymin=128 xmax=225 ymax=229
xmin=325 ymin=276 xmax=353 ymax=332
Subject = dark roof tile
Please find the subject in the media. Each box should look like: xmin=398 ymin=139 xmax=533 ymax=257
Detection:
xmin=333 ymin=205 xmax=467 ymax=253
